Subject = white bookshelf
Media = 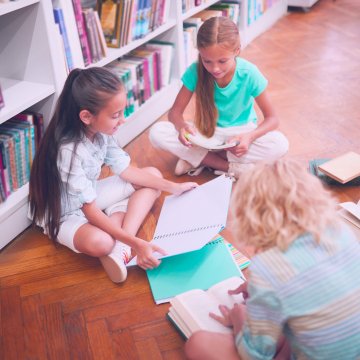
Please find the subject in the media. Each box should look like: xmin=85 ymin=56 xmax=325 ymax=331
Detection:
xmin=240 ymin=0 xmax=288 ymax=48
xmin=0 ymin=0 xmax=286 ymax=249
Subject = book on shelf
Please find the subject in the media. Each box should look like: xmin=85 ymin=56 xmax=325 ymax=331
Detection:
xmin=185 ymin=132 xmax=239 ymax=150
xmin=127 ymin=174 xmax=233 ymax=265
xmin=317 ymin=152 xmax=360 ymax=184
xmin=53 ymin=7 xmax=74 ymax=72
xmin=0 ymin=136 xmax=14 ymax=195
xmin=146 ymin=236 xmax=245 ymax=304
xmin=167 ymin=275 xmax=245 ymax=339
xmin=72 ymin=0 xmax=92 ymax=66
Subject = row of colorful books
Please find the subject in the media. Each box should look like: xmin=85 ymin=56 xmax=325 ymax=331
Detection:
xmin=0 ymin=112 xmax=44 ymax=203
xmin=98 ymin=0 xmax=171 ymax=49
xmin=106 ymin=40 xmax=173 ymax=117
xmin=248 ymin=0 xmax=279 ymax=25
xmin=182 ymin=0 xmax=213 ymax=13
xmin=183 ymin=2 xmax=241 ymax=68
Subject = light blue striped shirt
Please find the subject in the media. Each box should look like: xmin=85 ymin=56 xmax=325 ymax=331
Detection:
xmin=236 ymin=224 xmax=360 ymax=360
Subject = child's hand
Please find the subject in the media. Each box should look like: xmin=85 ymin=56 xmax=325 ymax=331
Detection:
xmin=178 ymin=123 xmax=197 ymax=146
xmin=209 ymin=303 xmax=246 ymax=335
xmin=170 ymin=181 xmax=198 ymax=196
xmin=228 ymin=133 xmax=254 ymax=157
xmin=228 ymin=281 xmax=249 ymax=301
xmin=135 ymin=240 xmax=167 ymax=270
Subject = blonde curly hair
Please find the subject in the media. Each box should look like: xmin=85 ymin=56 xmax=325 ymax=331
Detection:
xmin=230 ymin=159 xmax=339 ymax=252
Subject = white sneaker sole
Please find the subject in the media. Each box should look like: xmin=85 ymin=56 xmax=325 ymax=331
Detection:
xmin=100 ymin=253 xmax=127 ymax=283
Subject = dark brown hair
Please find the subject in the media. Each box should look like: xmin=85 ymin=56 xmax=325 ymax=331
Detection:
xmin=29 ymin=67 xmax=124 ymax=241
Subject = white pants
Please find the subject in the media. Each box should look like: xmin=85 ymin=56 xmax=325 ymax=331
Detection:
xmin=149 ymin=121 xmax=289 ymax=167
xmin=57 ymin=176 xmax=135 ymax=253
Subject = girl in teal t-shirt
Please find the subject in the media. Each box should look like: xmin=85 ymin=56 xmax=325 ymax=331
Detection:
xmin=149 ymin=16 xmax=288 ymax=179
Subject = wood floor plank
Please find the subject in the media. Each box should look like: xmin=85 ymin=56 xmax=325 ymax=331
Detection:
xmin=0 ymin=287 xmax=25 ymax=360
xmin=64 ymin=311 xmax=93 ymax=360
xmin=22 ymin=294 xmax=48 ymax=360
xmin=42 ymin=302 xmax=70 ymax=360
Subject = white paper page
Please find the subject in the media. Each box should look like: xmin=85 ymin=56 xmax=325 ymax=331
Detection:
xmin=172 ymin=290 xmax=232 ymax=334
xmin=127 ymin=176 xmax=232 ymax=266
xmin=154 ymin=175 xmax=232 ymax=237
xmin=207 ymin=276 xmax=245 ymax=307
xmin=339 ymin=202 xmax=360 ymax=220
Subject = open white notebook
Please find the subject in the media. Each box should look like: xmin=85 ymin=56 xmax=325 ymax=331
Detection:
xmin=127 ymin=175 xmax=233 ymax=266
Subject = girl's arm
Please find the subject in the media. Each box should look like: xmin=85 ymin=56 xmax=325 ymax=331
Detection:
xmin=82 ymin=201 xmax=165 ymax=269
xmin=168 ymin=85 xmax=196 ymax=146
xmin=120 ymin=165 xmax=198 ymax=195
xmin=229 ymin=90 xmax=279 ymax=157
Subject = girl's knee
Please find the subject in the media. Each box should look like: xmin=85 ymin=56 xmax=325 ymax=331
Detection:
xmin=86 ymin=233 xmax=114 ymax=257
xmin=149 ymin=122 xmax=167 ymax=148
xmin=185 ymin=331 xmax=209 ymax=360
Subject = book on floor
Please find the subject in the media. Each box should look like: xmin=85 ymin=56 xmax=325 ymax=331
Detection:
xmin=309 ymin=158 xmax=360 ymax=186
xmin=317 ymin=152 xmax=360 ymax=184
xmin=127 ymin=175 xmax=233 ymax=266
xmin=167 ymin=275 xmax=245 ymax=339
xmin=146 ymin=236 xmax=244 ymax=304
xmin=185 ymin=132 xmax=239 ymax=150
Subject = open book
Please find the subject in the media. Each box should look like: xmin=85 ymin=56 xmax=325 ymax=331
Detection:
xmin=127 ymin=175 xmax=233 ymax=265
xmin=167 ymin=276 xmax=245 ymax=339
xmin=317 ymin=152 xmax=360 ymax=184
xmin=185 ymin=132 xmax=238 ymax=150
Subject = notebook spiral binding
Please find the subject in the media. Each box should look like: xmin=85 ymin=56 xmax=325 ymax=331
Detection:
xmin=153 ymin=224 xmax=223 ymax=240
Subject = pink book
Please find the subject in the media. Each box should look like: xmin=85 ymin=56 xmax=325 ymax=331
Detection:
xmin=72 ymin=0 xmax=92 ymax=66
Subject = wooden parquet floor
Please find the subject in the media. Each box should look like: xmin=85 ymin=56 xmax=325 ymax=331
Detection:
xmin=1 ymin=0 xmax=360 ymax=359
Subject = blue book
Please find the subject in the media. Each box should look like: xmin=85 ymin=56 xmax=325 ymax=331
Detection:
xmin=146 ymin=237 xmax=244 ymax=304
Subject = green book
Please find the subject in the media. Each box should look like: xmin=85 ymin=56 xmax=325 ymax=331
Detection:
xmin=146 ymin=237 xmax=244 ymax=304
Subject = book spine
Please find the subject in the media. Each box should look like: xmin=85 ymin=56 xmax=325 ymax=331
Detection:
xmin=53 ymin=8 xmax=74 ymax=71
xmin=0 ymin=83 xmax=4 ymax=110
xmin=83 ymin=9 xmax=99 ymax=63
xmin=72 ymin=0 xmax=92 ymax=65
xmin=0 ymin=138 xmax=12 ymax=194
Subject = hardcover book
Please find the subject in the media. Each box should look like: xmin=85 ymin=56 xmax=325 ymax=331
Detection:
xmin=167 ymin=276 xmax=245 ymax=338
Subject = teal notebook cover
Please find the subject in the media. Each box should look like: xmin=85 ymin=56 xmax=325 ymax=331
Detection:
xmin=146 ymin=237 xmax=244 ymax=304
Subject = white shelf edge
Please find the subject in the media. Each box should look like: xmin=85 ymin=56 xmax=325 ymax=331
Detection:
xmin=182 ymin=0 xmax=220 ymax=21
xmin=0 ymin=78 xmax=55 ymax=124
xmin=288 ymin=0 xmax=319 ymax=7
xmin=116 ymin=80 xmax=182 ymax=147
xmin=0 ymin=0 xmax=39 ymax=16
xmin=0 ymin=182 xmax=29 ymax=223
xmin=91 ymin=20 xmax=177 ymax=68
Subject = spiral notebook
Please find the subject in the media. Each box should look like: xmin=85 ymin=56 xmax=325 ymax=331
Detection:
xmin=146 ymin=237 xmax=244 ymax=304
xmin=127 ymin=175 xmax=233 ymax=266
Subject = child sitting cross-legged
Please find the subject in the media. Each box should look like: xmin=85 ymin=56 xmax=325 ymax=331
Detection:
xmin=185 ymin=158 xmax=360 ymax=360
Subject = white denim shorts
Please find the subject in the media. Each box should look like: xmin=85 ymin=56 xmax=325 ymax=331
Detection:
xmin=57 ymin=175 xmax=135 ymax=253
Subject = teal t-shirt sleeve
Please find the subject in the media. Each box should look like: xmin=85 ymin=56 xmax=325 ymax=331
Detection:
xmin=249 ymin=64 xmax=268 ymax=97
xmin=181 ymin=62 xmax=198 ymax=92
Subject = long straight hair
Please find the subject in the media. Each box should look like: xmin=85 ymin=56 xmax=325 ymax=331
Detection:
xmin=29 ymin=67 xmax=124 ymax=242
xmin=195 ymin=16 xmax=240 ymax=137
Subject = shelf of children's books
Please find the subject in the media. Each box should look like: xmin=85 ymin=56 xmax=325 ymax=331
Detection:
xmin=240 ymin=0 xmax=287 ymax=48
xmin=182 ymin=0 xmax=220 ymax=21
xmin=0 ymin=183 xmax=28 ymax=223
xmin=0 ymin=77 xmax=55 ymax=124
xmin=89 ymin=19 xmax=178 ymax=69
xmin=0 ymin=0 xmax=38 ymax=16
xmin=116 ymin=80 xmax=182 ymax=147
